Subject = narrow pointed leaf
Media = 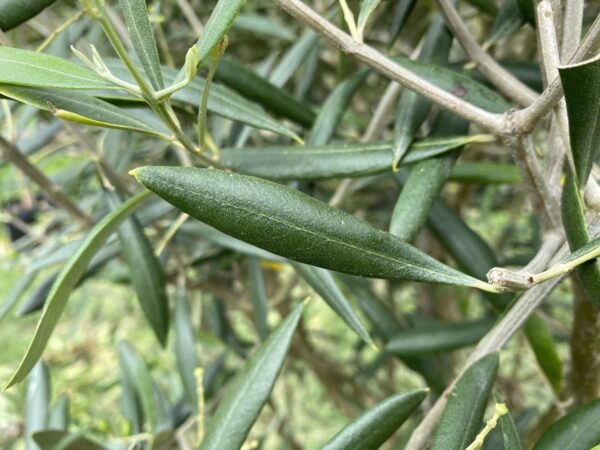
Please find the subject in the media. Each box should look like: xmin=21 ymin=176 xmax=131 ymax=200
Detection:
xmin=0 ymin=47 xmax=114 ymax=90
xmin=559 ymin=55 xmax=600 ymax=187
xmin=292 ymin=262 xmax=373 ymax=346
xmin=174 ymin=292 xmax=199 ymax=412
xmin=388 ymin=0 xmax=417 ymax=46
xmin=449 ymin=163 xmax=522 ymax=184
xmin=32 ymin=430 xmax=107 ymax=450
xmin=523 ymin=315 xmax=562 ymax=392
xmin=194 ymin=0 xmax=246 ymax=67
xmin=321 ymin=389 xmax=428 ymax=450
xmin=48 ymin=394 xmax=69 ymax=430
xmin=269 ymin=31 xmax=319 ymax=87
xmin=107 ymin=193 xmax=170 ymax=346
xmin=500 ymin=407 xmax=524 ymax=450
xmin=248 ymin=257 xmax=269 ymax=341
xmin=118 ymin=344 xmax=144 ymax=434
xmin=200 ymin=302 xmax=305 ymax=450
xmin=25 ymin=361 xmax=51 ymax=450
xmin=4 ymin=191 xmax=152 ymax=389
xmin=431 ymin=353 xmax=499 ymax=450
xmin=0 ymin=270 xmax=39 ymax=322
xmin=357 ymin=0 xmax=382 ymax=38
xmin=220 ymin=135 xmax=492 ymax=181
xmin=233 ymin=13 xmax=295 ymax=41
xmin=533 ymin=399 xmax=600 ymax=450
xmin=120 ymin=0 xmax=164 ymax=90
xmin=132 ymin=167 xmax=494 ymax=291
xmin=0 ymin=0 xmax=57 ymax=31
xmin=386 ymin=319 xmax=493 ymax=356
xmin=0 ymin=85 xmax=165 ymax=137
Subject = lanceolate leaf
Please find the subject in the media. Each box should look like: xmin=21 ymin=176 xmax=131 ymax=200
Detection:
xmin=321 ymin=389 xmax=428 ymax=450
xmin=219 ymin=135 xmax=493 ymax=181
xmin=292 ymin=262 xmax=373 ymax=346
xmin=533 ymin=399 xmax=600 ymax=450
xmin=450 ymin=163 xmax=522 ymax=184
xmin=386 ymin=319 xmax=493 ymax=356
xmin=174 ymin=292 xmax=199 ymax=412
xmin=269 ymin=31 xmax=320 ymax=87
xmin=0 ymin=0 xmax=57 ymax=31
xmin=200 ymin=302 xmax=305 ymax=450
xmin=132 ymin=167 xmax=496 ymax=291
xmin=119 ymin=0 xmax=164 ymax=90
xmin=194 ymin=0 xmax=246 ymax=67
xmin=107 ymin=193 xmax=170 ymax=346
xmin=0 ymin=85 xmax=165 ymax=137
xmin=500 ymin=406 xmax=524 ymax=450
xmin=248 ymin=257 xmax=269 ymax=341
xmin=431 ymin=353 xmax=499 ymax=450
xmin=5 ymin=191 xmax=152 ymax=389
xmin=523 ymin=315 xmax=563 ymax=392
xmin=0 ymin=47 xmax=114 ymax=90
xmin=25 ymin=362 xmax=51 ymax=450
xmin=559 ymin=55 xmax=600 ymax=187
xmin=32 ymin=430 xmax=106 ymax=450
xmin=357 ymin=0 xmax=382 ymax=39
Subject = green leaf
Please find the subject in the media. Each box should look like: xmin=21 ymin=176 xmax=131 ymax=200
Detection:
xmin=559 ymin=55 xmax=600 ymax=187
xmin=390 ymin=111 xmax=467 ymax=242
xmin=233 ymin=13 xmax=295 ymax=41
xmin=386 ymin=319 xmax=493 ymax=356
xmin=292 ymin=262 xmax=374 ymax=346
xmin=0 ymin=270 xmax=39 ymax=322
xmin=431 ymin=353 xmax=499 ymax=450
xmin=200 ymin=302 xmax=305 ymax=450
xmin=516 ymin=0 xmax=535 ymax=23
xmin=194 ymin=0 xmax=246 ymax=67
xmin=0 ymin=0 xmax=57 ymax=31
xmin=499 ymin=407 xmax=524 ymax=450
xmin=450 ymin=163 xmax=522 ymax=184
xmin=220 ymin=135 xmax=492 ymax=181
xmin=107 ymin=192 xmax=170 ymax=346
xmin=487 ymin=0 xmax=526 ymax=45
xmin=4 ymin=191 xmax=152 ymax=389
xmin=561 ymin=170 xmax=600 ymax=309
xmin=118 ymin=343 xmax=144 ymax=434
xmin=269 ymin=31 xmax=320 ymax=87
xmin=321 ymin=389 xmax=428 ymax=450
xmin=214 ymin=57 xmax=315 ymax=127
xmin=388 ymin=0 xmax=417 ymax=46
xmin=48 ymin=394 xmax=69 ymax=429
xmin=119 ymin=0 xmax=164 ymax=90
xmin=25 ymin=361 xmax=51 ymax=450
xmin=523 ymin=315 xmax=562 ymax=392
xmin=174 ymin=292 xmax=199 ymax=412
xmin=465 ymin=0 xmax=498 ymax=15
xmin=0 ymin=47 xmax=114 ymax=90
xmin=308 ymin=69 xmax=368 ymax=146
xmin=0 ymin=85 xmax=165 ymax=137
xmin=533 ymin=399 xmax=600 ymax=450
xmin=32 ymin=430 xmax=106 ymax=450
xmin=132 ymin=167 xmax=495 ymax=291
xmin=357 ymin=0 xmax=382 ymax=38
xmin=248 ymin=257 xmax=269 ymax=341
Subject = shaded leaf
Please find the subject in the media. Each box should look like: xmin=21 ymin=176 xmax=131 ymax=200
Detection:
xmin=450 ymin=163 xmax=521 ymax=184
xmin=233 ymin=13 xmax=294 ymax=41
xmin=388 ymin=0 xmax=417 ymax=46
xmin=174 ymin=292 xmax=199 ymax=412
xmin=523 ymin=315 xmax=562 ymax=392
xmin=0 ymin=47 xmax=113 ymax=90
xmin=292 ymin=262 xmax=373 ymax=346
xmin=0 ymin=270 xmax=38 ymax=321
xmin=0 ymin=0 xmax=57 ymax=31
xmin=200 ymin=302 xmax=305 ymax=450
xmin=5 ymin=191 xmax=152 ymax=389
xmin=48 ymin=394 xmax=69 ymax=430
xmin=357 ymin=0 xmax=382 ymax=39
xmin=500 ymin=406 xmax=524 ymax=450
xmin=431 ymin=353 xmax=499 ymax=450
xmin=32 ymin=430 xmax=106 ymax=450
xmin=132 ymin=167 xmax=495 ymax=290
xmin=25 ymin=361 xmax=51 ymax=450
xmin=321 ymin=389 xmax=428 ymax=450
xmin=269 ymin=31 xmax=319 ymax=87
xmin=248 ymin=257 xmax=269 ymax=341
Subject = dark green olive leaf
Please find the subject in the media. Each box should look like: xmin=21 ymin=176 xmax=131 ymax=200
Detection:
xmin=48 ymin=394 xmax=69 ymax=430
xmin=32 ymin=430 xmax=107 ymax=450
xmin=215 ymin=57 xmax=315 ymax=127
xmin=388 ymin=0 xmax=417 ymax=46
xmin=533 ymin=399 xmax=600 ymax=450
xmin=25 ymin=361 xmax=51 ymax=450
xmin=0 ymin=270 xmax=39 ymax=322
xmin=499 ymin=405 xmax=524 ymax=450
xmin=516 ymin=0 xmax=535 ymax=23
xmin=466 ymin=0 xmax=498 ymax=15
xmin=292 ymin=262 xmax=373 ymax=346
xmin=450 ymin=163 xmax=522 ymax=184
xmin=390 ymin=111 xmax=467 ymax=242
xmin=559 ymin=54 xmax=600 ymax=188
xmin=117 ymin=340 xmax=160 ymax=432
xmin=5 ymin=191 xmax=152 ymax=389
xmin=107 ymin=192 xmax=170 ymax=347
xmin=194 ymin=0 xmax=246 ymax=67
xmin=0 ymin=47 xmax=114 ymax=90
xmin=200 ymin=302 xmax=305 ymax=450
xmin=102 ymin=59 xmax=301 ymax=141
xmin=561 ymin=170 xmax=600 ymax=309
xmin=523 ymin=315 xmax=562 ymax=392
xmin=393 ymin=11 xmax=453 ymax=166
xmin=248 ymin=257 xmax=269 ymax=341
xmin=321 ymin=389 xmax=428 ymax=450
xmin=0 ymin=85 xmax=165 ymax=137
xmin=308 ymin=69 xmax=368 ymax=146
xmin=487 ymin=0 xmax=526 ymax=45
xmin=431 ymin=353 xmax=499 ymax=450
xmin=233 ymin=13 xmax=294 ymax=40
xmin=174 ymin=292 xmax=199 ymax=412
xmin=220 ymin=135 xmax=492 ymax=181
xmin=132 ymin=167 xmax=496 ymax=291
xmin=386 ymin=319 xmax=494 ymax=356
xmin=0 ymin=0 xmax=57 ymax=31
xmin=119 ymin=0 xmax=164 ymax=90
xmin=269 ymin=31 xmax=320 ymax=87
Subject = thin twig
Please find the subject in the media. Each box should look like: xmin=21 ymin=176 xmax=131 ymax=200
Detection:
xmin=0 ymin=136 xmax=92 ymax=228
xmin=274 ymin=0 xmax=506 ymax=136
xmin=435 ymin=0 xmax=538 ymax=106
